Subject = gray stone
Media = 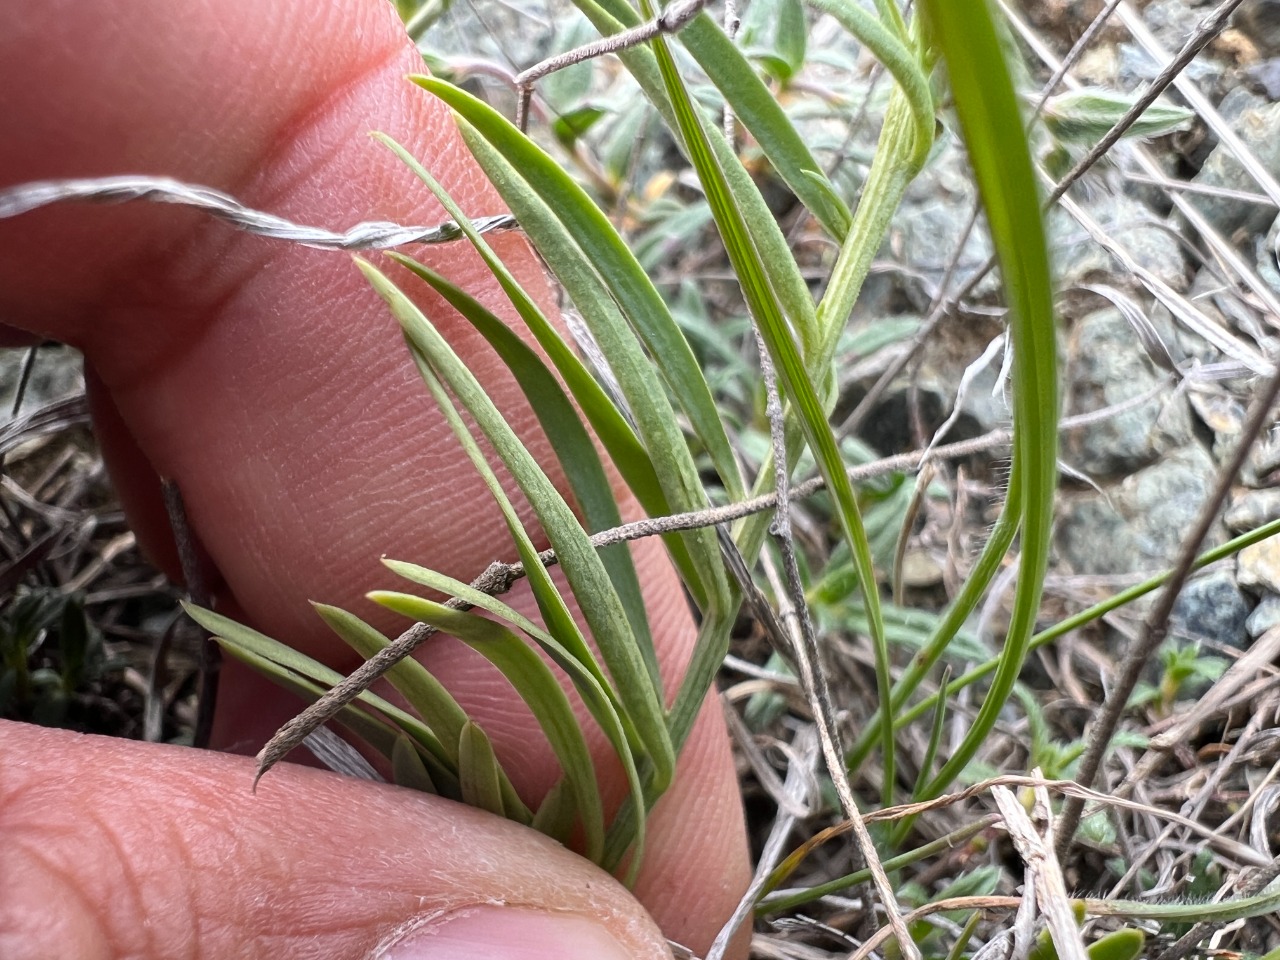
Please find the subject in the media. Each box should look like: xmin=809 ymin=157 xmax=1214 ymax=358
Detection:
xmin=1187 ymin=388 xmax=1247 ymax=460
xmin=1225 ymin=488 xmax=1280 ymax=533
xmin=1062 ymin=308 xmax=1194 ymax=475
xmin=896 ymin=134 xmax=1000 ymax=305
xmin=1238 ymin=534 xmax=1280 ymax=593
xmin=1172 ymin=569 xmax=1255 ymax=650
xmin=1058 ymin=443 xmax=1224 ymax=576
xmin=1116 ymin=41 xmax=1220 ymax=93
xmin=1152 ymin=275 xmax=1232 ymax=368
xmin=1247 ymin=593 xmax=1280 ymax=637
xmin=1242 ymin=408 xmax=1280 ymax=487
xmin=1245 ymin=59 xmax=1280 ymax=101
xmin=1187 ymin=88 xmax=1280 ymax=239
xmin=1053 ymin=194 xmax=1188 ymax=291
xmin=1133 ymin=0 xmax=1231 ymax=99
xmin=1254 ymin=213 xmax=1280 ymax=299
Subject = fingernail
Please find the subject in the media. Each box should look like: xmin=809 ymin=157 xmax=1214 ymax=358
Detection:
xmin=376 ymin=904 xmax=645 ymax=960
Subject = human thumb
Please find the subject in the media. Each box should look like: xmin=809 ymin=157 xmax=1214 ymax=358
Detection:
xmin=0 ymin=721 xmax=672 ymax=959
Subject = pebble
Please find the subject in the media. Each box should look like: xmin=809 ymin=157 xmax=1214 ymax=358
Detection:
xmin=1247 ymin=593 xmax=1280 ymax=638
xmin=1238 ymin=535 xmax=1280 ymax=593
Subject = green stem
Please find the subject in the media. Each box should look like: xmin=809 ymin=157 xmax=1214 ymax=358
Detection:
xmin=845 ymin=484 xmax=1021 ymax=774
xmin=803 ymin=0 xmax=933 ymax=173
xmin=755 ymin=815 xmax=996 ymax=914
xmin=890 ymin=519 xmax=1280 ymax=734
xmin=1083 ymin=885 xmax=1280 ymax=923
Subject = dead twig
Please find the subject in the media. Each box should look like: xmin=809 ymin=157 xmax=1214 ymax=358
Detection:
xmin=513 ymin=0 xmax=707 ymax=129
xmin=161 ymin=480 xmax=218 ymax=749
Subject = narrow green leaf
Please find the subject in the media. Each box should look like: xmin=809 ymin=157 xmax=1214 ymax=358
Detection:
xmin=916 ymin=0 xmax=1058 ymax=799
xmin=183 ymin=603 xmax=453 ymax=773
xmin=207 ymin=625 xmax=460 ymax=799
xmin=382 ymin=557 xmax=650 ymax=868
xmin=356 ymin=259 xmax=677 ymax=792
xmin=843 ymin=490 xmax=1020 ymax=774
xmin=412 ymin=78 xmax=746 ymax=509
xmin=441 ymin=122 xmax=720 ymax=612
xmin=530 ymin=777 xmax=578 ymax=846
xmin=553 ymin=105 xmax=608 ymax=147
xmin=391 ymin=734 xmax=437 ymax=793
xmin=809 ymin=4 xmax=932 ymax=351
xmin=373 ymin=594 xmax=606 ymax=863
xmin=424 ymin=104 xmax=745 ymax=768
xmin=736 ymin=83 xmax=932 ymax=574
xmin=311 ymin=603 xmax=468 ymax=766
xmin=912 ymin=665 xmax=948 ymax=801
xmin=380 ymin=252 xmax=659 ymax=693
xmin=775 ymin=0 xmax=808 ymax=82
xmin=888 ymin=519 xmax=1280 ymax=741
xmin=458 ymin=721 xmax=507 ymax=818
xmin=383 ymin=561 xmax=628 ymax=730
xmin=871 ymin=0 xmax=910 ymax=41
xmin=571 ymin=0 xmax=853 ymax=241
xmin=641 ymin=11 xmax=896 ymax=801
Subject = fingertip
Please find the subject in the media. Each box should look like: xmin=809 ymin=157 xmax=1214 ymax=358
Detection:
xmin=0 ymin=721 xmax=674 ymax=960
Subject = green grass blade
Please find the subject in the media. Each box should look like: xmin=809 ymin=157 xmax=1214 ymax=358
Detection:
xmin=891 ymin=520 xmax=1280 ymax=735
xmin=642 ymin=16 xmax=896 ymax=802
xmin=410 ymin=113 xmax=719 ymax=615
xmin=914 ymin=665 xmax=949 ymax=798
xmin=357 ymin=259 xmax=677 ymax=791
xmin=373 ymin=594 xmax=606 ymax=863
xmin=382 ymin=131 xmax=740 ymax=819
xmin=732 ymin=87 xmax=933 ymax=574
xmin=915 ymin=0 xmax=1058 ymax=798
xmin=843 ymin=487 xmax=1020 ymax=774
xmin=439 ymin=113 xmax=728 ymax=615
xmin=382 ymin=561 xmax=629 ymax=729
xmin=813 ymin=80 xmax=931 ymax=360
xmin=679 ymin=15 xmax=851 ymax=238
xmin=379 ymin=249 xmax=660 ymax=695
xmin=381 ymin=254 xmax=706 ymax=617
xmin=872 ymin=0 xmax=911 ymax=42
xmin=560 ymin=0 xmax=826 ymax=348
xmin=664 ymin=605 xmax=738 ymax=749
xmin=569 ymin=0 xmax=851 ymax=244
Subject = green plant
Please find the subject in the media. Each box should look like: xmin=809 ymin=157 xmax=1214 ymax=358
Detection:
xmin=1131 ymin=640 xmax=1228 ymax=717
xmin=1 ymin=588 xmax=110 ymax=727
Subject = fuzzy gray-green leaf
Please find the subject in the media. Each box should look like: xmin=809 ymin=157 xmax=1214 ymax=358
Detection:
xmin=378 ymin=249 xmax=658 ymax=694
xmin=311 ymin=602 xmax=468 ymax=766
xmin=1042 ymin=88 xmax=1193 ymax=144
xmin=457 ymin=721 xmax=507 ymax=819
xmin=356 ymin=258 xmax=676 ymax=791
